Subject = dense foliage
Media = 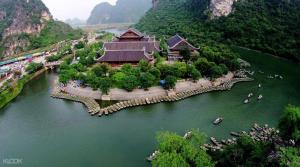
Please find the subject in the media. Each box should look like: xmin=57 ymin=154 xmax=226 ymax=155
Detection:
xmin=210 ymin=135 xmax=276 ymax=166
xmin=59 ymin=48 xmax=216 ymax=92
xmin=46 ymin=43 xmax=72 ymax=62
xmin=0 ymin=0 xmax=82 ymax=59
xmin=25 ymin=62 xmax=43 ymax=74
xmin=279 ymin=105 xmax=300 ymax=144
xmin=136 ymin=0 xmax=300 ymax=62
xmin=29 ymin=21 xmax=82 ymax=49
xmin=153 ymin=105 xmax=300 ymax=167
xmin=0 ymin=0 xmax=49 ymax=38
xmin=153 ymin=130 xmax=214 ymax=167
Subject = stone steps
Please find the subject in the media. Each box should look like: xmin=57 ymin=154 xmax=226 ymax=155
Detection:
xmin=53 ymin=77 xmax=253 ymax=118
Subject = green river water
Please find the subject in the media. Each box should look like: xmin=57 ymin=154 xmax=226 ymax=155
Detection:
xmin=0 ymin=48 xmax=299 ymax=167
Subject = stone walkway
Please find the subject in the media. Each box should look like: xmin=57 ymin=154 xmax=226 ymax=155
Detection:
xmin=64 ymin=72 xmax=234 ymax=101
xmin=51 ymin=75 xmax=253 ymax=117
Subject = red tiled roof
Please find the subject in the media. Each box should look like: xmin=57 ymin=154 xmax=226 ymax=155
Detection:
xmin=98 ymin=50 xmax=152 ymax=62
xmin=104 ymin=41 xmax=160 ymax=53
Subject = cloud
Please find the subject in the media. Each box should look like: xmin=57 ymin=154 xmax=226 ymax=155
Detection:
xmin=42 ymin=0 xmax=117 ymax=20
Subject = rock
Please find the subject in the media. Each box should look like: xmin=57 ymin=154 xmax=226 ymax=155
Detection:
xmin=210 ymin=0 xmax=237 ymax=18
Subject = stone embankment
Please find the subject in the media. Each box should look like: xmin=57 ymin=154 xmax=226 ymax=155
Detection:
xmin=51 ymin=74 xmax=253 ymax=117
xmin=51 ymin=92 xmax=100 ymax=114
xmin=96 ymin=77 xmax=253 ymax=117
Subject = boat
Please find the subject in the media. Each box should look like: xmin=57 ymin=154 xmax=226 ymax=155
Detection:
xmin=183 ymin=131 xmax=192 ymax=139
xmin=248 ymin=93 xmax=254 ymax=98
xmin=147 ymin=150 xmax=160 ymax=161
xmin=221 ymin=140 xmax=228 ymax=145
xmin=258 ymin=95 xmax=263 ymax=100
xmin=210 ymin=137 xmax=219 ymax=146
xmin=230 ymin=132 xmax=241 ymax=137
xmin=244 ymin=99 xmax=249 ymax=104
xmin=213 ymin=117 xmax=223 ymax=125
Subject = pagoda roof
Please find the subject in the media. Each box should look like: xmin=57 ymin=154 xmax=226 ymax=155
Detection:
xmin=117 ymin=28 xmax=145 ymax=39
xmin=104 ymin=41 xmax=160 ymax=53
xmin=167 ymin=34 xmax=197 ymax=50
xmin=97 ymin=50 xmax=152 ymax=62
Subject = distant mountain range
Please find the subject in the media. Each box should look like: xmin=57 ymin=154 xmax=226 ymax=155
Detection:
xmin=0 ymin=0 xmax=82 ymax=59
xmin=87 ymin=0 xmax=152 ymax=25
xmin=65 ymin=18 xmax=86 ymax=27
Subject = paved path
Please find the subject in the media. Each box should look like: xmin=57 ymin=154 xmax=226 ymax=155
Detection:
xmin=64 ymin=72 xmax=234 ymax=100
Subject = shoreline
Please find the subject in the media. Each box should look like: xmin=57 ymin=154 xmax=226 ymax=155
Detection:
xmin=51 ymin=72 xmax=253 ymax=117
xmin=234 ymin=46 xmax=300 ymax=64
xmin=0 ymin=68 xmax=47 ymax=110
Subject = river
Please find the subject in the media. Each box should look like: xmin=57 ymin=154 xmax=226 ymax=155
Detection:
xmin=0 ymin=48 xmax=299 ymax=167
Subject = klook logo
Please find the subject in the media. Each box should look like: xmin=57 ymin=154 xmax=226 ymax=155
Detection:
xmin=3 ymin=158 xmax=23 ymax=165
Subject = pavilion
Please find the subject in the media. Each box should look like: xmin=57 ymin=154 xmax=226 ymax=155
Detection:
xmin=167 ymin=34 xmax=198 ymax=61
xmin=97 ymin=28 xmax=160 ymax=65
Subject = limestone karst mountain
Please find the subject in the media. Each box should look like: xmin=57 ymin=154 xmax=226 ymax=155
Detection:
xmin=87 ymin=0 xmax=152 ymax=25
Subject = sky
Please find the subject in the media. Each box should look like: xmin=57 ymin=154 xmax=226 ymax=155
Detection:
xmin=42 ymin=0 xmax=117 ymax=21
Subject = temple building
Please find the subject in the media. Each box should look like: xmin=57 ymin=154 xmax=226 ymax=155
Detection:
xmin=167 ymin=34 xmax=198 ymax=61
xmin=97 ymin=28 xmax=160 ymax=65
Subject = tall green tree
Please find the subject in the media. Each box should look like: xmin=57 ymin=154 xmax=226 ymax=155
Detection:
xmin=279 ymin=105 xmax=300 ymax=144
xmin=140 ymin=72 xmax=156 ymax=90
xmin=97 ymin=78 xmax=112 ymax=95
xmin=122 ymin=75 xmax=139 ymax=91
xmin=153 ymin=130 xmax=214 ymax=167
xmin=164 ymin=75 xmax=177 ymax=89
xmin=180 ymin=47 xmax=191 ymax=62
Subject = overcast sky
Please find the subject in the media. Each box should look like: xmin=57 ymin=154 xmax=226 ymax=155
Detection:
xmin=42 ymin=0 xmax=117 ymax=21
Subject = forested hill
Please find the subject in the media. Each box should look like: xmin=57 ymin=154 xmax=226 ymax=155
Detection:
xmin=0 ymin=0 xmax=82 ymax=59
xmin=136 ymin=0 xmax=300 ymax=62
xmin=87 ymin=0 xmax=152 ymax=25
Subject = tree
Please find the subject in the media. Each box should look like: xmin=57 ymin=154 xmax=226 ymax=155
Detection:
xmin=74 ymin=41 xmax=85 ymax=49
xmin=153 ymin=130 xmax=214 ymax=167
xmin=140 ymin=72 xmax=156 ymax=90
xmin=279 ymin=147 xmax=300 ymax=167
xmin=194 ymin=58 xmax=214 ymax=76
xmin=279 ymin=105 xmax=300 ymax=144
xmin=189 ymin=67 xmax=201 ymax=81
xmin=86 ymin=72 xmax=98 ymax=89
xmin=71 ymin=63 xmax=86 ymax=72
xmin=25 ymin=62 xmax=43 ymax=74
xmin=173 ymin=62 xmax=187 ymax=78
xmin=92 ymin=63 xmax=111 ymax=77
xmin=59 ymin=68 xmax=77 ymax=84
xmin=149 ymin=67 xmax=161 ymax=81
xmin=138 ymin=59 xmax=151 ymax=72
xmin=112 ymin=72 xmax=126 ymax=87
xmin=97 ymin=78 xmax=112 ymax=95
xmin=153 ymin=152 xmax=189 ymax=167
xmin=214 ymin=135 xmax=274 ymax=167
xmin=219 ymin=64 xmax=229 ymax=75
xmin=210 ymin=65 xmax=223 ymax=78
xmin=180 ymin=47 xmax=191 ymax=62
xmin=122 ymin=75 xmax=139 ymax=91
xmin=158 ymin=64 xmax=181 ymax=78
xmin=164 ymin=75 xmax=177 ymax=89
xmin=121 ymin=64 xmax=134 ymax=74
